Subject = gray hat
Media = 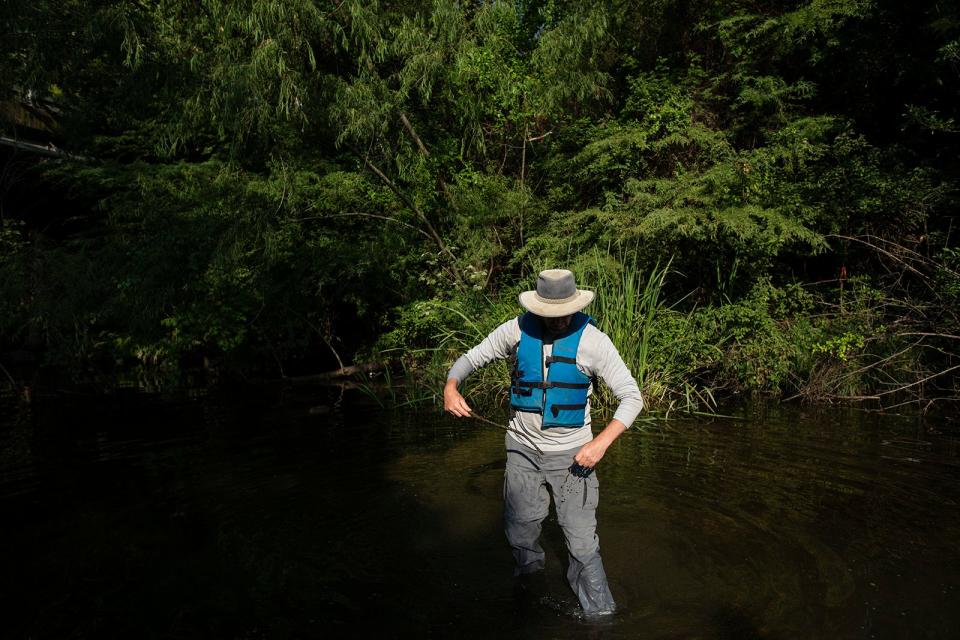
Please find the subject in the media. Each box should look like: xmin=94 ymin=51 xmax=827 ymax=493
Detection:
xmin=518 ymin=269 xmax=595 ymax=318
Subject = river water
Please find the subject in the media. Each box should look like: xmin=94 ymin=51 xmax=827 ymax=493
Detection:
xmin=1 ymin=386 xmax=958 ymax=639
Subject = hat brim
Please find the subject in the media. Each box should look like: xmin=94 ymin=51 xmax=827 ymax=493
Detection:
xmin=518 ymin=290 xmax=594 ymax=318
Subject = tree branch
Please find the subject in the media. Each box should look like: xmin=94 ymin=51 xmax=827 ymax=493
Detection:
xmin=399 ymin=112 xmax=429 ymax=157
xmin=399 ymin=111 xmax=455 ymax=203
xmin=350 ymin=146 xmax=464 ymax=286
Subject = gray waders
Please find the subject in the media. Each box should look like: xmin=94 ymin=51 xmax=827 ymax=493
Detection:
xmin=503 ymin=435 xmax=616 ymax=615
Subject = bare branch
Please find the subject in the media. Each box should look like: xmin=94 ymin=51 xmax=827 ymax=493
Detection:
xmin=527 ymin=130 xmax=553 ymax=143
xmin=897 ymin=332 xmax=960 ymax=341
xmin=399 ymin=112 xmax=429 ymax=157
xmin=826 ymin=234 xmax=928 ymax=280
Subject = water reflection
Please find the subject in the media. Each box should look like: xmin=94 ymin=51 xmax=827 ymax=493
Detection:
xmin=0 ymin=390 xmax=958 ymax=638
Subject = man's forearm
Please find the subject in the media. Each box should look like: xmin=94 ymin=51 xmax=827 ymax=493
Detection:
xmin=595 ymin=419 xmax=628 ymax=447
xmin=573 ymin=419 xmax=627 ymax=468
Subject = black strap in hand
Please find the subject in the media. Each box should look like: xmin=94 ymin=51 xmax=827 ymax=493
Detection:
xmin=569 ymin=462 xmax=594 ymax=478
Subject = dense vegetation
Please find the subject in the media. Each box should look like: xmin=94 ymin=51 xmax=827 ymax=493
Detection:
xmin=2 ymin=1 xmax=959 ymax=410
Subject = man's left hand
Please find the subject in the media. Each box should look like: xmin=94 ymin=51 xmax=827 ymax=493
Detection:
xmin=573 ymin=419 xmax=628 ymax=471
xmin=574 ymin=438 xmax=609 ymax=469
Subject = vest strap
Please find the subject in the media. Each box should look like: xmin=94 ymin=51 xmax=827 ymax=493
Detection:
xmin=515 ymin=380 xmax=589 ymax=390
xmin=545 ymin=355 xmax=578 ymax=366
xmin=549 ymin=381 xmax=591 ymax=389
xmin=550 ymin=403 xmax=587 ymax=417
xmin=515 ymin=380 xmax=549 ymax=389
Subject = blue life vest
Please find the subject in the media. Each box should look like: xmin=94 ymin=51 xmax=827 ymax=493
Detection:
xmin=510 ymin=312 xmax=593 ymax=428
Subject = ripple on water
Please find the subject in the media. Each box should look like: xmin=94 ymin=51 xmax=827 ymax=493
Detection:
xmin=597 ymin=410 xmax=960 ymax=638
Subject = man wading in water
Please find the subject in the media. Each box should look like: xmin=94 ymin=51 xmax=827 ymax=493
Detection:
xmin=443 ymin=269 xmax=643 ymax=617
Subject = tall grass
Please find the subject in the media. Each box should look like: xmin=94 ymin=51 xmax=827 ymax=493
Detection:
xmin=381 ymin=296 xmax=518 ymax=410
xmin=582 ymin=252 xmax=667 ymax=392
xmin=576 ymin=251 xmax=714 ymax=414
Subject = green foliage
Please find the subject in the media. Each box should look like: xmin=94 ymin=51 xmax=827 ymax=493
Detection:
xmin=0 ymin=220 xmax=28 ymax=347
xmin=934 ymin=248 xmax=960 ymax=303
xmin=0 ymin=219 xmax=26 ymax=259
xmin=813 ymin=331 xmax=866 ymax=362
xmin=653 ymin=280 xmax=819 ymax=394
xmin=2 ymin=0 xmax=959 ymax=405
xmin=374 ymin=292 xmax=518 ymax=406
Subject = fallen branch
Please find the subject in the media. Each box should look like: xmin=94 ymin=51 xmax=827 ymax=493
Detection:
xmin=0 ymin=135 xmax=90 ymax=161
xmin=283 ymin=361 xmax=391 ymax=384
xmin=821 ymin=363 xmax=960 ymax=404
xmin=870 ymin=363 xmax=960 ymax=398
xmin=824 ymin=338 xmax=926 ymax=394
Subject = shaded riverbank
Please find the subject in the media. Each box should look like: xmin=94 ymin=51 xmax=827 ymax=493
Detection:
xmin=1 ymin=387 xmax=958 ymax=638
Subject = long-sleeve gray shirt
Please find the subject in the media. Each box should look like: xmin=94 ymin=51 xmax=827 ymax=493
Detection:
xmin=447 ymin=317 xmax=644 ymax=452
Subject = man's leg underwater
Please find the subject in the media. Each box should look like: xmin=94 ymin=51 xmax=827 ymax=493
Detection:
xmin=503 ymin=445 xmax=550 ymax=575
xmin=546 ymin=462 xmax=616 ymax=615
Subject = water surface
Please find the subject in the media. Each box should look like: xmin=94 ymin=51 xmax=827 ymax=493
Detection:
xmin=1 ymin=388 xmax=958 ymax=638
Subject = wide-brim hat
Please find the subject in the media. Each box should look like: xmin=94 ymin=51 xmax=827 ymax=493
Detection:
xmin=518 ymin=269 xmax=594 ymax=318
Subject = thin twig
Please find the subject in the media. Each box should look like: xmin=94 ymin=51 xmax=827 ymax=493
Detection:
xmin=527 ymin=130 xmax=553 ymax=143
xmin=871 ymin=363 xmax=960 ymax=397
xmin=897 ymin=332 xmax=960 ymax=341
xmin=824 ymin=338 xmax=926 ymax=393
xmin=0 ymin=360 xmax=18 ymax=387
xmin=299 ymin=212 xmax=435 ymax=241
xmin=826 ymin=234 xmax=926 ymax=277
xmin=468 ymin=411 xmax=544 ymax=455
xmin=825 ymin=363 xmax=960 ymax=402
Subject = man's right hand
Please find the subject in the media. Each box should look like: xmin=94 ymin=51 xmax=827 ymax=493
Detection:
xmin=443 ymin=379 xmax=473 ymax=417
